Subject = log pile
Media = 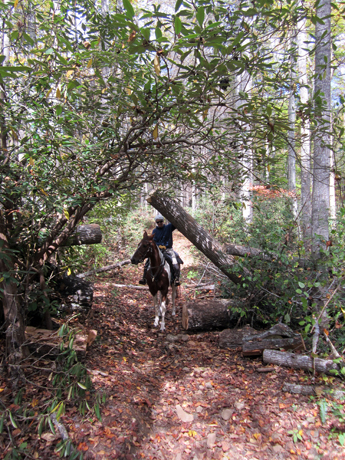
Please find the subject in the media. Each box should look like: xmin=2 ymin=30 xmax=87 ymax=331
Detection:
xmin=219 ymin=323 xmax=305 ymax=356
xmin=219 ymin=325 xmax=258 ymax=349
xmin=242 ymin=323 xmax=305 ymax=356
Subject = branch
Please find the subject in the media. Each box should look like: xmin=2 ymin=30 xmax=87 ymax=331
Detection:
xmin=77 ymin=259 xmax=131 ymax=279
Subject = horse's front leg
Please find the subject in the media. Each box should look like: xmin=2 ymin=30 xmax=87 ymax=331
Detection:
xmin=171 ymin=284 xmax=177 ymax=316
xmin=153 ymin=293 xmax=160 ymax=327
xmin=160 ymin=294 xmax=167 ymax=331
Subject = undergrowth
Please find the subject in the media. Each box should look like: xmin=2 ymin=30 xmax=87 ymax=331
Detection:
xmin=0 ymin=320 xmax=105 ymax=459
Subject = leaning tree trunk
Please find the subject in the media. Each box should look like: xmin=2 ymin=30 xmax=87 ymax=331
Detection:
xmin=147 ymin=192 xmax=250 ymax=284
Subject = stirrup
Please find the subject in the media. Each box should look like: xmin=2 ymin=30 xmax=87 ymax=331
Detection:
xmin=139 ymin=278 xmax=147 ymax=285
xmin=174 ymin=279 xmax=180 ymax=287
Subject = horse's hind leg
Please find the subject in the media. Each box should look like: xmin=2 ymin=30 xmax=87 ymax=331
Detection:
xmin=171 ymin=285 xmax=177 ymax=316
xmin=153 ymin=294 xmax=160 ymax=327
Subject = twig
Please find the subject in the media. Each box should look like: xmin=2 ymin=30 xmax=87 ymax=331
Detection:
xmin=51 ymin=413 xmax=69 ymax=441
xmin=198 ymin=262 xmax=210 ymax=285
xmin=311 ymin=284 xmax=340 ymax=334
xmin=323 ymin=331 xmax=341 ymax=359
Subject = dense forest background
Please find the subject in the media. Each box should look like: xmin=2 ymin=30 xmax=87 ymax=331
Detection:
xmin=1 ymin=0 xmax=345 ymax=457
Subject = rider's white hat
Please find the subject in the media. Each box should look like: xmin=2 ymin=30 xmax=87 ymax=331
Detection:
xmin=155 ymin=213 xmax=164 ymax=222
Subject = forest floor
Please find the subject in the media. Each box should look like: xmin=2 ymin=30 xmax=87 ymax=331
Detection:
xmin=1 ymin=232 xmax=345 ymax=459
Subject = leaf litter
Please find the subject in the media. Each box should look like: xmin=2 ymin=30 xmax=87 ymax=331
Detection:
xmin=1 ymin=234 xmax=345 ymax=459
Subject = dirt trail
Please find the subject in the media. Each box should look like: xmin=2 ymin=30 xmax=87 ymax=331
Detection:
xmin=63 ymin=235 xmax=345 ymax=459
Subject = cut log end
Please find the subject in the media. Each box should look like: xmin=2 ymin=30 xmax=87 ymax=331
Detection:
xmin=182 ymin=304 xmax=189 ymax=330
xmin=181 ymin=299 xmax=232 ymax=332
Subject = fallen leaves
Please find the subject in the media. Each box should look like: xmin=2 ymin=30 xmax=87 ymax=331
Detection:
xmin=176 ymin=405 xmax=193 ymax=423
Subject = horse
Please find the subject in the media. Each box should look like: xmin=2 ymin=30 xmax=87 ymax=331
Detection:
xmin=131 ymin=231 xmax=177 ymax=331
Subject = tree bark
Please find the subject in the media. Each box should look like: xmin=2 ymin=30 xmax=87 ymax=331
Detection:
xmin=60 ymin=224 xmax=102 ymax=246
xmin=263 ymin=349 xmax=339 ymax=376
xmin=147 ymin=192 xmax=249 ymax=284
xmin=182 ymin=299 xmax=232 ymax=332
xmin=288 ymin=29 xmax=298 ymax=218
xmin=282 ymin=383 xmax=316 ymax=396
xmin=311 ymin=0 xmax=331 ymax=255
xmin=225 ymin=242 xmax=310 ymax=268
xmin=298 ymin=14 xmax=312 ymax=241
xmin=0 ymin=233 xmax=28 ymax=385
xmin=219 ymin=325 xmax=258 ymax=349
xmin=243 ymin=337 xmax=304 ymax=356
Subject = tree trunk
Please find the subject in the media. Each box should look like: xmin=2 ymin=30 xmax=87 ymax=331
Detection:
xmin=182 ymin=299 xmax=232 ymax=332
xmin=238 ymin=70 xmax=253 ymax=223
xmin=263 ymin=349 xmax=339 ymax=376
xmin=288 ymin=30 xmax=298 ymax=218
xmin=60 ymin=224 xmax=102 ymax=246
xmin=311 ymin=0 xmax=331 ymax=255
xmin=0 ymin=234 xmax=28 ymax=385
xmin=226 ymin=242 xmax=310 ymax=268
xmin=298 ymin=15 xmax=312 ymax=241
xmin=147 ymin=192 xmax=249 ymax=284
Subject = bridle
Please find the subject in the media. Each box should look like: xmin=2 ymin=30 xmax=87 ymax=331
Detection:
xmin=139 ymin=240 xmax=165 ymax=283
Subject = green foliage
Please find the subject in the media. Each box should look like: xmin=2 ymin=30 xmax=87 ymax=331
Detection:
xmin=0 ymin=0 xmax=329 ymax=333
xmin=288 ymin=427 xmax=303 ymax=443
xmin=0 ymin=321 xmax=105 ymax=459
xmin=190 ymin=194 xmax=345 ymax=346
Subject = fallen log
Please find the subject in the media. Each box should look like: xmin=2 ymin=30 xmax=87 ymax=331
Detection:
xmin=77 ymin=259 xmax=131 ymax=278
xmin=263 ymin=349 xmax=340 ymax=376
xmin=243 ymin=337 xmax=304 ymax=356
xmin=226 ymin=243 xmax=271 ymax=260
xmin=242 ymin=323 xmax=305 ymax=356
xmin=219 ymin=323 xmax=304 ymax=354
xmin=147 ymin=192 xmax=250 ymax=285
xmin=226 ymin=243 xmax=310 ymax=269
xmin=282 ymin=383 xmax=316 ymax=396
xmin=182 ymin=299 xmax=232 ymax=331
xmin=60 ymin=224 xmax=102 ymax=246
xmin=25 ymin=325 xmax=97 ymax=356
xmin=219 ymin=325 xmax=258 ymax=349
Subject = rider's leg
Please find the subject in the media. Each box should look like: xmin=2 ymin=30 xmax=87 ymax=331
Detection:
xmin=172 ymin=263 xmax=180 ymax=286
xmin=139 ymin=259 xmax=149 ymax=285
xmin=170 ymin=250 xmax=181 ymax=286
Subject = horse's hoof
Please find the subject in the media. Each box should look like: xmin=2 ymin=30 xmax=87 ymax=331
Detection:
xmin=172 ymin=311 xmax=176 ymax=316
xmin=154 ymin=319 xmax=159 ymax=327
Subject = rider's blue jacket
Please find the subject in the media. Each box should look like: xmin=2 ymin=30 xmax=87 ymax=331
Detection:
xmin=152 ymin=223 xmax=176 ymax=249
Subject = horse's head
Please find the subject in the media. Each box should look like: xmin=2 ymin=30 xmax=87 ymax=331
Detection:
xmin=131 ymin=231 xmax=155 ymax=265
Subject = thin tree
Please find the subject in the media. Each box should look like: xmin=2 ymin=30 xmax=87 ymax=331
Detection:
xmin=298 ymin=14 xmax=312 ymax=240
xmin=311 ymin=0 xmax=332 ymax=255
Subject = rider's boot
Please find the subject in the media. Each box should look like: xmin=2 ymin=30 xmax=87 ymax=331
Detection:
xmin=139 ymin=266 xmax=147 ymax=285
xmin=173 ymin=264 xmax=180 ymax=286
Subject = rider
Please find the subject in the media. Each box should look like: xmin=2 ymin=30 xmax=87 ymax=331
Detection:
xmin=139 ymin=214 xmax=181 ymax=286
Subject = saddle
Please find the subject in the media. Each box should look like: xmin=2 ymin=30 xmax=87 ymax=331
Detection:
xmin=158 ymin=246 xmax=183 ymax=265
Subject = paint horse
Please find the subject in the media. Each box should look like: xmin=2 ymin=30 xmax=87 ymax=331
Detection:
xmin=131 ymin=231 xmax=177 ymax=331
